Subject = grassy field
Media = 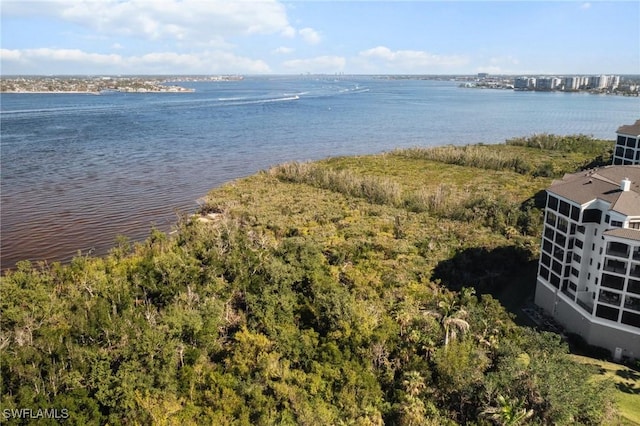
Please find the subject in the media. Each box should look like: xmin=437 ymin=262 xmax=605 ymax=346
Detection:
xmin=203 ymin=137 xmax=613 ymax=318
xmin=572 ymin=355 xmax=640 ymax=425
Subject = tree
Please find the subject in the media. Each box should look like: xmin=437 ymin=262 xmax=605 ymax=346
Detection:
xmin=481 ymin=394 xmax=533 ymax=426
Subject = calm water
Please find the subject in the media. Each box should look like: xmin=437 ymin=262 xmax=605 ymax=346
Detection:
xmin=1 ymin=76 xmax=639 ymax=269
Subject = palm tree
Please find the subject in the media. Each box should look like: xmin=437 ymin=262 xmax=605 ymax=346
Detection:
xmin=427 ymin=293 xmax=470 ymax=347
xmin=481 ymin=394 xmax=534 ymax=426
xmin=403 ymin=370 xmax=426 ymax=397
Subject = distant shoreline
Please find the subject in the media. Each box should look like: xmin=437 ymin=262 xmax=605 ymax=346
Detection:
xmin=0 ymin=90 xmax=195 ymax=94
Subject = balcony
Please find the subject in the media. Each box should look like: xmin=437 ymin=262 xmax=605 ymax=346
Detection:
xmin=606 ymin=241 xmax=630 ymax=259
xmin=603 ymin=259 xmax=628 ymax=275
xmin=628 ymin=279 xmax=640 ymax=295
xmin=624 ymin=296 xmax=640 ymax=312
xmin=599 ymin=290 xmax=621 ymax=306
xmin=601 ymin=273 xmax=625 ymax=290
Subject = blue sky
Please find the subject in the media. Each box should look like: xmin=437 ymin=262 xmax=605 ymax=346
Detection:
xmin=1 ymin=1 xmax=639 ymax=75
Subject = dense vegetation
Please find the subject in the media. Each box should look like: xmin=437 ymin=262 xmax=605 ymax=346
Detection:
xmin=2 ymin=135 xmax=630 ymax=425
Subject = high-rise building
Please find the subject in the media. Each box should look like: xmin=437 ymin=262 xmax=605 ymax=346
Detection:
xmin=534 ymin=160 xmax=640 ymax=361
xmin=613 ymin=120 xmax=640 ymax=166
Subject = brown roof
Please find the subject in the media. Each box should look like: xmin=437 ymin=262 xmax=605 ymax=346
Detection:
xmin=604 ymin=228 xmax=640 ymax=242
xmin=617 ymin=119 xmax=640 ymax=137
xmin=548 ymin=165 xmax=640 ymax=216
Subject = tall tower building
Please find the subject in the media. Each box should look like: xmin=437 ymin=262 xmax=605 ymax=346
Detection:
xmin=613 ymin=120 xmax=640 ymax=166
xmin=535 ymin=158 xmax=640 ymax=361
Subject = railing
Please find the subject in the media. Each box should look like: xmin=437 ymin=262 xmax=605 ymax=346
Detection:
xmin=624 ymin=298 xmax=640 ymax=312
xmin=576 ymin=298 xmax=594 ymax=315
xmin=599 ymin=293 xmax=621 ymax=306
xmin=606 ymin=248 xmax=629 ymax=258
xmin=603 ymin=265 xmax=627 ymax=275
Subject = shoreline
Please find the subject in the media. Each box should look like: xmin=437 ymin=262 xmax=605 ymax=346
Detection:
xmin=1 ymin=89 xmax=195 ymax=94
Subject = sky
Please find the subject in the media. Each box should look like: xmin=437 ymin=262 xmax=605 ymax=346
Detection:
xmin=1 ymin=0 xmax=639 ymax=76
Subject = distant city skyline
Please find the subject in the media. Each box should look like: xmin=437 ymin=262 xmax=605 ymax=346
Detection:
xmin=2 ymin=1 xmax=639 ymax=76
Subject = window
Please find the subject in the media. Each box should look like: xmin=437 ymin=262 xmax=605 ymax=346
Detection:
xmin=573 ymin=252 xmax=582 ymax=263
xmin=607 ymin=241 xmax=629 ymax=258
xmin=571 ymin=206 xmax=580 ymax=222
xmin=575 ymin=239 xmax=583 ymax=249
xmin=625 ymin=149 xmax=635 ymax=159
xmin=555 ymin=233 xmax=566 ymax=247
xmin=601 ymin=273 xmax=625 ymax=290
xmin=615 ymin=146 xmax=625 ymax=157
xmin=540 ymin=265 xmax=550 ymax=280
xmin=544 ymin=226 xmax=554 ymax=240
xmin=546 ymin=211 xmax=557 ymax=226
xmin=624 ymin=148 xmax=635 ymax=160
xmin=611 ymin=220 xmax=623 ymax=228
xmin=621 ymin=311 xmax=640 ymax=328
xmin=596 ymin=304 xmax=620 ymax=322
xmin=599 ymin=290 xmax=622 ymax=306
xmin=628 ymin=279 xmax=640 ymax=294
xmin=630 ymin=264 xmax=640 ymax=278
xmin=583 ymin=209 xmax=602 ymax=224
xmin=570 ymin=267 xmax=579 ymax=277
xmin=552 ymin=260 xmax=563 ymax=275
xmin=557 ymin=217 xmax=568 ymax=233
xmin=550 ymin=273 xmax=560 ymax=288
xmin=604 ymin=258 xmax=627 ymax=274
xmin=553 ymin=246 xmax=565 ymax=261
xmin=543 ymin=239 xmax=553 ymax=254
xmin=617 ymin=135 xmax=626 ymax=145
xmin=577 ymin=225 xmax=585 ymax=234
xmin=548 ymin=196 xmax=558 ymax=211
xmin=629 ymin=222 xmax=640 ymax=230
xmin=541 ymin=253 xmax=551 ymax=267
xmin=627 ymin=137 xmax=638 ymax=148
xmin=559 ymin=200 xmax=570 ymax=217
xmin=624 ymin=296 xmax=640 ymax=312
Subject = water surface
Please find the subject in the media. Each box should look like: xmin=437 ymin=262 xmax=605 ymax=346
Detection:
xmin=1 ymin=77 xmax=639 ymax=269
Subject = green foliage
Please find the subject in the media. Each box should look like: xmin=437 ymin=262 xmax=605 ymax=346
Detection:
xmin=505 ymin=133 xmax=613 ymax=155
xmin=1 ymin=140 xmax=620 ymax=424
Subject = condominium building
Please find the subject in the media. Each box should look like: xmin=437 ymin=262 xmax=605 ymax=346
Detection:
xmin=613 ymin=119 xmax=640 ymax=166
xmin=534 ymin=165 xmax=640 ymax=361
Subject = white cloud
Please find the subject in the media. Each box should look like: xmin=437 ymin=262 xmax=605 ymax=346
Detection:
xmin=282 ymin=56 xmax=345 ymax=74
xmin=0 ymin=47 xmax=271 ymax=74
xmin=5 ymin=0 xmax=293 ymax=44
xmin=358 ymin=46 xmax=468 ymax=71
xmin=580 ymin=2 xmax=592 ymax=10
xmin=273 ymin=46 xmax=294 ymax=55
xmin=299 ymin=27 xmax=321 ymax=45
xmin=281 ymin=26 xmax=296 ymax=38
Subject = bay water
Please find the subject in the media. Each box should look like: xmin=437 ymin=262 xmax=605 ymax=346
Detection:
xmin=1 ymin=76 xmax=639 ymax=270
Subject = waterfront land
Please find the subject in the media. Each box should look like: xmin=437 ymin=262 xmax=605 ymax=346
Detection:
xmin=0 ymin=75 xmax=242 ymax=93
xmin=2 ymin=135 xmax=638 ymax=424
xmin=3 ymin=74 xmax=639 ymax=95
